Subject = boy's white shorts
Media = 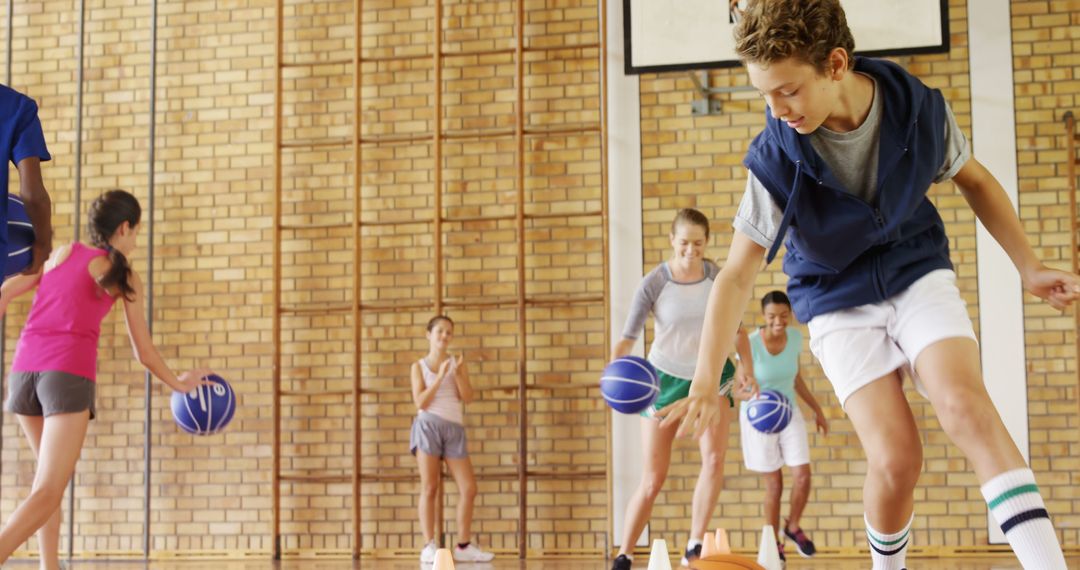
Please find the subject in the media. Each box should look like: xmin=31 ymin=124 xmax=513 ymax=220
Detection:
xmin=807 ymin=269 xmax=977 ymax=408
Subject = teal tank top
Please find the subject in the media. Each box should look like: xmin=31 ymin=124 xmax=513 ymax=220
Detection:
xmin=746 ymin=327 xmax=802 ymax=404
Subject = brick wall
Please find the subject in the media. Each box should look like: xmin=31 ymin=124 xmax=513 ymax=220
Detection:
xmin=0 ymin=0 xmax=1077 ymax=560
xmin=1 ymin=0 xmax=607 ymax=559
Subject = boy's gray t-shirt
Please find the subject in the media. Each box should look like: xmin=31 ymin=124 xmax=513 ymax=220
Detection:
xmin=734 ymin=76 xmax=971 ymax=250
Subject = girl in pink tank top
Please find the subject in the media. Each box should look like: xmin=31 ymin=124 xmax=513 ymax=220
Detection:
xmin=0 ymin=190 xmax=216 ymax=569
xmin=408 ymin=315 xmax=494 ymax=563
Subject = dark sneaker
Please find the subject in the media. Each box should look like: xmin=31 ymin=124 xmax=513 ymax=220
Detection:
xmin=783 ymin=523 xmax=816 ymax=557
xmin=680 ymin=543 xmax=702 ymax=566
xmin=611 ymin=554 xmax=633 ymax=570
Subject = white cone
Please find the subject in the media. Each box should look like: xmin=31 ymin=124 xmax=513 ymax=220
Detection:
xmin=714 ymin=527 xmax=731 ymax=555
xmin=757 ymin=525 xmax=782 ymax=570
xmin=433 ymin=547 xmax=456 ymax=570
xmin=702 ymin=532 xmax=718 ymax=558
xmin=647 ymin=538 xmax=673 ymax=570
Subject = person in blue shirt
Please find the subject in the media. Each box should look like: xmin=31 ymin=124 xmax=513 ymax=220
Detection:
xmin=0 ymin=83 xmax=55 ymax=569
xmin=740 ymin=290 xmax=826 ymax=563
xmin=1 ymin=84 xmax=53 ymax=278
xmin=659 ymin=1 xmax=1076 ymax=569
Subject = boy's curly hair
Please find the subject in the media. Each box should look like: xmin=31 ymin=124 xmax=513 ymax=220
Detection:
xmin=734 ymin=0 xmax=855 ymax=74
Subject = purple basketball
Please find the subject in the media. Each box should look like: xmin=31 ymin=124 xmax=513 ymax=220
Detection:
xmin=745 ymin=389 xmax=792 ymax=434
xmin=600 ymin=356 xmax=659 ymax=414
xmin=170 ymin=375 xmax=236 ymax=436
xmin=5 ymin=195 xmax=34 ymax=278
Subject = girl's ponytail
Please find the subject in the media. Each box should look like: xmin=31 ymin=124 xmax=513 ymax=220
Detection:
xmin=101 ymin=244 xmax=136 ymax=301
xmin=88 ymin=190 xmax=141 ymax=301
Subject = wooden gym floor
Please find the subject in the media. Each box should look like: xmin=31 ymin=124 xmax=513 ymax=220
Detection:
xmin=3 ymin=556 xmax=1078 ymax=569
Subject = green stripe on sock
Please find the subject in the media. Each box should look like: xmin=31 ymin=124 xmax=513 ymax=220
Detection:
xmin=866 ymin=528 xmax=909 ymax=547
xmin=988 ymin=484 xmax=1040 ymax=510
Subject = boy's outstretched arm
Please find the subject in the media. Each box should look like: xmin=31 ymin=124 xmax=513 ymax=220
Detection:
xmin=953 ymin=158 xmax=1080 ymax=309
xmin=659 ymin=231 xmax=766 ymax=437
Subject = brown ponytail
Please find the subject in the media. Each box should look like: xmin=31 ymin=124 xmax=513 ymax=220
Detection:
xmin=88 ymin=190 xmax=141 ymax=301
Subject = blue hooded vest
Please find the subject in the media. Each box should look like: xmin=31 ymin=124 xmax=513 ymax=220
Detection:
xmin=743 ymin=57 xmax=953 ymax=322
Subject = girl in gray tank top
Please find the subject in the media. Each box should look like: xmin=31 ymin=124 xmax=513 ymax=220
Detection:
xmin=609 ymin=209 xmax=757 ymax=570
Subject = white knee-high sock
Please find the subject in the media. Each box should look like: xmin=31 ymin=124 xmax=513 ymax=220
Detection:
xmin=865 ymin=512 xmax=911 ymax=570
xmin=981 ymin=468 xmax=1067 ymax=570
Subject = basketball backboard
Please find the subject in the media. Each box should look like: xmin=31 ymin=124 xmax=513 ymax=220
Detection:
xmin=624 ymin=0 xmax=949 ymax=74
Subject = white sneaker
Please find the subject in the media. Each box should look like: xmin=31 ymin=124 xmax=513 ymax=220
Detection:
xmin=420 ymin=541 xmax=438 ymax=563
xmin=453 ymin=543 xmax=495 ymax=562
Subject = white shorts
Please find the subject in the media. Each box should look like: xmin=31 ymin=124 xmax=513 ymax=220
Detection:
xmin=807 ymin=269 xmax=977 ymax=408
xmin=740 ymin=404 xmax=810 ymax=473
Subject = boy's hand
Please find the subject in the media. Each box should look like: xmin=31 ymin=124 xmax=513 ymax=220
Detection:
xmin=656 ymin=390 xmax=723 ymax=439
xmin=1023 ymin=266 xmax=1080 ymax=311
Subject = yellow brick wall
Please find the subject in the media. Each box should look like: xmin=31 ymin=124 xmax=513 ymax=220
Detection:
xmin=635 ymin=0 xmax=1080 ymax=552
xmin=1 ymin=0 xmax=1077 ymax=560
xmin=1 ymin=0 xmax=607 ymax=558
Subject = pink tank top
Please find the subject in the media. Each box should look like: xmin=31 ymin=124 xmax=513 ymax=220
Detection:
xmin=418 ymin=357 xmax=464 ymax=425
xmin=12 ymin=243 xmax=119 ymax=380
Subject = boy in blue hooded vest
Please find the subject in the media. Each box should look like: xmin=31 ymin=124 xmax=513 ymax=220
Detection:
xmin=1 ymin=84 xmax=53 ymax=279
xmin=658 ymin=1 xmax=1075 ymax=569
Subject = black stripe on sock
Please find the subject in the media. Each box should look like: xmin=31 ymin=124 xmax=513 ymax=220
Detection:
xmin=868 ymin=538 xmax=908 ymax=557
xmin=1000 ymin=508 xmax=1050 ymax=534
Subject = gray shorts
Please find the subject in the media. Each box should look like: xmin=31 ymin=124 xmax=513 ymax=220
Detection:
xmin=5 ymin=371 xmax=97 ymax=420
xmin=410 ymin=412 xmax=468 ymax=459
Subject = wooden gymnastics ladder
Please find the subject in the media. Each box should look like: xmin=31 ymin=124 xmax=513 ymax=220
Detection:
xmin=272 ymin=0 xmax=611 ymax=560
xmin=1067 ymin=111 xmax=1080 ymax=423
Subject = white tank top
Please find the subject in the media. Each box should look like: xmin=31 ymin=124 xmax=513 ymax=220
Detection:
xmin=418 ymin=357 xmax=464 ymax=425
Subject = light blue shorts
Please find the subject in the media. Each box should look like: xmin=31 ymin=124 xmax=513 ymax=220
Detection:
xmin=410 ymin=411 xmax=468 ymax=459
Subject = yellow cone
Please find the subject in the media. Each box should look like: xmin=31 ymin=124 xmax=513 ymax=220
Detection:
xmin=433 ymin=547 xmax=456 ymax=570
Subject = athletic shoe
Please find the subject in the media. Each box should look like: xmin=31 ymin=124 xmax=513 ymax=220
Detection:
xmin=454 ymin=543 xmax=495 ymax=562
xmin=420 ymin=541 xmax=438 ymax=563
xmin=680 ymin=543 xmax=702 ymax=566
xmin=783 ymin=523 xmax=816 ymax=557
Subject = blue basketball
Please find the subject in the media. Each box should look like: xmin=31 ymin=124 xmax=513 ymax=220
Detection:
xmin=170 ymin=375 xmax=236 ymax=436
xmin=600 ymin=356 xmax=659 ymax=414
xmin=5 ymin=194 xmax=34 ymax=278
xmin=745 ymin=389 xmax=793 ymax=434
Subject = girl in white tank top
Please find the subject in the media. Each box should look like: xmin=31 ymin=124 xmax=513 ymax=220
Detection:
xmin=416 ymin=353 xmax=464 ymax=425
xmin=408 ymin=315 xmax=493 ymax=564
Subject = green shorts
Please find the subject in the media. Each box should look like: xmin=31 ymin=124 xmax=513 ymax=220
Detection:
xmin=642 ymin=359 xmax=736 ymax=417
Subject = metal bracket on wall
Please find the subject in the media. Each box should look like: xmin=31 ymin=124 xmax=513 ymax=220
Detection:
xmin=688 ymin=71 xmax=755 ymax=116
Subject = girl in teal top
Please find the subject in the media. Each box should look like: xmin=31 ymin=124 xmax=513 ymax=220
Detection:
xmin=740 ymin=290 xmax=828 ymax=561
